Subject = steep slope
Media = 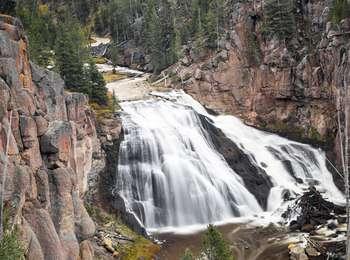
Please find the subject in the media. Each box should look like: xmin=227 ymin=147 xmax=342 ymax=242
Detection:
xmin=166 ymin=0 xmax=348 ymax=170
xmin=0 ymin=15 xmax=97 ymax=259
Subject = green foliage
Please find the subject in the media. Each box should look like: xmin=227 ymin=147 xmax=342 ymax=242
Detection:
xmin=0 ymin=208 xmax=24 ymax=260
xmin=263 ymin=0 xmax=296 ymax=40
xmin=0 ymin=230 xmax=24 ymax=260
xmin=55 ymin=13 xmax=88 ymax=90
xmin=330 ymin=0 xmax=350 ymax=24
xmin=85 ymin=61 xmax=108 ymax=106
xmin=201 ymin=225 xmax=233 ymax=260
xmin=110 ymin=42 xmax=120 ymax=71
xmin=16 ymin=2 xmax=56 ymax=67
xmin=181 ymin=248 xmax=195 ymax=260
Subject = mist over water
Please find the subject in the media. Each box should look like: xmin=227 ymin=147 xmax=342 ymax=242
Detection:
xmin=116 ymin=91 xmax=344 ymax=231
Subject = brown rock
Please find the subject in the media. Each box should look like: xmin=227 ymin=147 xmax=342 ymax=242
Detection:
xmin=80 ymin=240 xmax=94 ymax=260
xmin=34 ymin=115 xmax=48 ymax=136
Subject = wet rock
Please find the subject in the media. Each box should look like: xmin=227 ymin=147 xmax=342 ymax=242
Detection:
xmin=283 ymin=187 xmax=345 ymax=232
xmin=289 ymin=244 xmax=309 ymax=260
xmin=301 ymin=224 xmax=314 ymax=233
xmin=305 ymin=245 xmax=320 ymax=257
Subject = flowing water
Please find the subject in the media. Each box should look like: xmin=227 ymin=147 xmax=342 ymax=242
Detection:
xmin=115 ymin=90 xmax=344 ymax=231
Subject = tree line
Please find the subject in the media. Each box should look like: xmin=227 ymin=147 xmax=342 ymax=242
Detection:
xmin=94 ymin=0 xmax=227 ymax=73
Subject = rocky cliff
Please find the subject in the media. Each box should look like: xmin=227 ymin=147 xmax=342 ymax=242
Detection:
xmin=167 ymin=0 xmax=348 ymax=169
xmin=0 ymin=15 xmax=98 ymax=259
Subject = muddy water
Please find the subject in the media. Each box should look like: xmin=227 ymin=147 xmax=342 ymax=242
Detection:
xmin=153 ymin=223 xmax=300 ymax=260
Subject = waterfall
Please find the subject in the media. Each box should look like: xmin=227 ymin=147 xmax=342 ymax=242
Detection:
xmin=116 ymin=91 xmax=344 ymax=230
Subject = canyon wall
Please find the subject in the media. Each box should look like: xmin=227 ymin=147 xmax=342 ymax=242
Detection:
xmin=0 ymin=15 xmax=98 ymax=259
xmin=167 ymin=0 xmax=348 ymax=168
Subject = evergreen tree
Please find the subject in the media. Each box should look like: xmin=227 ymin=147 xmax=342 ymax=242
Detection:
xmin=180 ymin=248 xmax=194 ymax=260
xmin=55 ymin=12 xmax=88 ymax=90
xmin=201 ymin=225 xmax=233 ymax=260
xmin=110 ymin=42 xmax=120 ymax=73
xmin=86 ymin=60 xmax=108 ymax=106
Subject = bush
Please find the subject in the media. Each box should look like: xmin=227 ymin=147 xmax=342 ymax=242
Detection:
xmin=0 ymin=230 xmax=24 ymax=260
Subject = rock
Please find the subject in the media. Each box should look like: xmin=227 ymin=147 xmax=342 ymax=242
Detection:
xmin=194 ymin=68 xmax=202 ymax=80
xmin=305 ymin=245 xmax=320 ymax=257
xmin=0 ymin=18 xmax=100 ymax=260
xmin=181 ymin=56 xmax=191 ymax=66
xmin=40 ymin=121 xmax=72 ymax=164
xmin=80 ymin=240 xmax=94 ymax=260
xmin=289 ymin=244 xmax=309 ymax=260
xmin=34 ymin=115 xmax=48 ymax=136
xmin=102 ymin=238 xmax=115 ymax=253
xmin=327 ymin=221 xmax=337 ymax=230
xmin=301 ymin=224 xmax=315 ymax=233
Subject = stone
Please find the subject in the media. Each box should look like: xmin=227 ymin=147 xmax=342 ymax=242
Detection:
xmin=80 ymin=240 xmax=94 ymax=260
xmin=40 ymin=121 xmax=72 ymax=163
xmin=34 ymin=115 xmax=48 ymax=136
xmin=102 ymin=237 xmax=115 ymax=253
xmin=194 ymin=68 xmax=202 ymax=80
xmin=305 ymin=245 xmax=320 ymax=257
xmin=289 ymin=245 xmax=309 ymax=260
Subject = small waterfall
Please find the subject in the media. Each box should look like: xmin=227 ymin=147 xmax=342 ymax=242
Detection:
xmin=116 ymin=91 xmax=344 ymax=230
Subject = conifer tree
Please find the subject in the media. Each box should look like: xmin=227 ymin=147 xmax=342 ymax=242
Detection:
xmin=201 ymin=225 xmax=233 ymax=260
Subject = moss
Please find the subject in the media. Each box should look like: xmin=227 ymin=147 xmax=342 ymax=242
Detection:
xmin=308 ymin=127 xmax=322 ymax=143
xmin=122 ymin=237 xmax=160 ymax=260
xmin=85 ymin=203 xmax=160 ymax=260
xmin=93 ymin=56 xmax=108 ymax=64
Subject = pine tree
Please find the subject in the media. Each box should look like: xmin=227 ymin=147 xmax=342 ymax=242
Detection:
xmin=180 ymin=248 xmax=194 ymax=260
xmin=86 ymin=60 xmax=108 ymax=106
xmin=55 ymin=12 xmax=88 ymax=90
xmin=201 ymin=225 xmax=233 ymax=260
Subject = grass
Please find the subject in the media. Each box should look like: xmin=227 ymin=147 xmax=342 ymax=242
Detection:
xmin=102 ymin=71 xmax=127 ymax=83
xmin=93 ymin=56 xmax=108 ymax=64
xmin=90 ymin=92 xmax=120 ymax=122
xmin=0 ymin=208 xmax=24 ymax=260
xmin=85 ymin=203 xmax=160 ymax=260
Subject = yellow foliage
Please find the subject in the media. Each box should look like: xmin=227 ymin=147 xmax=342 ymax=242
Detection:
xmin=38 ymin=4 xmax=49 ymax=15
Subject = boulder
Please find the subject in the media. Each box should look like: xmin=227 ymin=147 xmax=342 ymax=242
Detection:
xmin=80 ymin=240 xmax=94 ymax=260
xmin=40 ymin=121 xmax=72 ymax=164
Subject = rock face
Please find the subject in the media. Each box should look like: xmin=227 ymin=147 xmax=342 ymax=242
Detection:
xmin=167 ymin=0 xmax=348 ymax=170
xmin=0 ymin=15 xmax=98 ymax=259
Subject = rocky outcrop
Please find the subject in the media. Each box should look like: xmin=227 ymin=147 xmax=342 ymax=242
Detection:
xmin=0 ymin=15 xmax=98 ymax=259
xmin=166 ymin=0 xmax=348 ymax=170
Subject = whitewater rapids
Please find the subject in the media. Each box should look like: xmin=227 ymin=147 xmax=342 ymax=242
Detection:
xmin=115 ymin=91 xmax=344 ymax=231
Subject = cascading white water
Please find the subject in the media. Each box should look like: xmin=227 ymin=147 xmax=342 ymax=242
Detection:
xmin=116 ymin=91 xmax=344 ymax=230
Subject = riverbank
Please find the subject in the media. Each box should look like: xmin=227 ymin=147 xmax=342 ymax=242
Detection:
xmin=154 ymin=222 xmax=299 ymax=260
